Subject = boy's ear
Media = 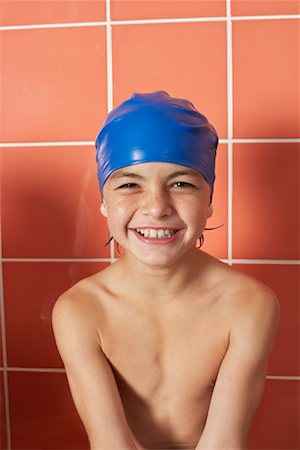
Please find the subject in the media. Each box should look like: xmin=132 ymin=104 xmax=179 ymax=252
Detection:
xmin=100 ymin=199 xmax=108 ymax=218
xmin=207 ymin=203 xmax=213 ymax=218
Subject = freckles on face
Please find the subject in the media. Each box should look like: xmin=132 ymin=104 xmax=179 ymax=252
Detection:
xmin=101 ymin=189 xmax=135 ymax=239
xmin=101 ymin=162 xmax=212 ymax=230
xmin=99 ymin=170 xmax=214 ymax=267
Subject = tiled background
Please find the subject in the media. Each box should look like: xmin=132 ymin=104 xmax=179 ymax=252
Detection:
xmin=0 ymin=1 xmax=299 ymax=449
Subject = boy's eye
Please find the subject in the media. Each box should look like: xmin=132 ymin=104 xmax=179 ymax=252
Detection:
xmin=172 ymin=181 xmax=195 ymax=188
xmin=117 ymin=183 xmax=139 ymax=189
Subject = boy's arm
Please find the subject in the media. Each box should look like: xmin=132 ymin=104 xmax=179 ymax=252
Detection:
xmin=52 ymin=293 xmax=138 ymax=450
xmin=196 ymin=287 xmax=280 ymax=450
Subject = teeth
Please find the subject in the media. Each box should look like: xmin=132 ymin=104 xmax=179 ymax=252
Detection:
xmin=157 ymin=229 xmax=166 ymax=238
xmin=149 ymin=229 xmax=157 ymax=238
xmin=136 ymin=228 xmax=177 ymax=239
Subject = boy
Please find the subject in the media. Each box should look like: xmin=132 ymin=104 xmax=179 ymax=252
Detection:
xmin=52 ymin=91 xmax=280 ymax=449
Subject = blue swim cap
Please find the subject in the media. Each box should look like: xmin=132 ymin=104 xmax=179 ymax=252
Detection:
xmin=95 ymin=91 xmax=218 ymax=200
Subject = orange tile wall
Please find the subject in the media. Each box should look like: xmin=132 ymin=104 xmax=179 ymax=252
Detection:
xmin=0 ymin=1 xmax=299 ymax=449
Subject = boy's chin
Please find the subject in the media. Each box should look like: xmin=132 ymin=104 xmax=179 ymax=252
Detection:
xmin=128 ymin=247 xmax=198 ymax=269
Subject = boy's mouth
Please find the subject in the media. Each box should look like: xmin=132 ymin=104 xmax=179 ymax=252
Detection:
xmin=135 ymin=228 xmax=178 ymax=239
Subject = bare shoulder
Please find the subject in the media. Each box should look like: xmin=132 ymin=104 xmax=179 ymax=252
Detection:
xmin=53 ymin=272 xmax=100 ymax=316
xmin=204 ymin=252 xmax=280 ymax=323
xmin=51 ymin=266 xmax=113 ymax=347
xmin=203 ymin=253 xmax=280 ymax=372
xmin=227 ymin=264 xmax=279 ymax=318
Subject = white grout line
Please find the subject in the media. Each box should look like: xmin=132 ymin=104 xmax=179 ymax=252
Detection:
xmin=0 ymin=199 xmax=12 ymax=447
xmin=266 ymin=376 xmax=300 ymax=380
xmin=111 ymin=14 xmax=300 ymax=25
xmin=105 ymin=0 xmax=115 ymax=262
xmin=0 ymin=141 xmax=94 ymax=148
xmin=1 ymin=258 xmax=113 ymax=262
xmin=102 ymin=17 xmax=226 ymax=25
xmin=1 ymin=138 xmax=299 ymax=148
xmin=0 ymin=14 xmax=299 ymax=31
xmin=106 ymin=0 xmax=113 ymax=114
xmin=226 ymin=0 xmax=233 ymax=266
xmin=2 ymin=258 xmax=299 ymax=264
xmin=231 ymin=259 xmax=300 ymax=265
xmin=231 ymin=14 xmax=300 ymax=21
xmin=227 ymin=146 xmax=233 ymax=264
xmin=0 ymin=367 xmax=66 ymax=373
xmin=231 ymin=138 xmax=300 ymax=143
xmin=216 ymin=259 xmax=300 ymax=265
xmin=0 ymin=366 xmax=299 ymax=380
xmin=0 ymin=21 xmax=107 ymax=31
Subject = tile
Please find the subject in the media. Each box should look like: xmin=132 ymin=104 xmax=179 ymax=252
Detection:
xmin=9 ymin=371 xmax=88 ymax=449
xmin=112 ymin=21 xmax=227 ymax=139
xmin=0 ymin=371 xmax=8 ymax=450
xmin=202 ymin=143 xmax=228 ymax=260
xmin=231 ymin=0 xmax=299 ymax=16
xmin=232 ymin=264 xmax=300 ymax=376
xmin=248 ymin=379 xmax=300 ymax=449
xmin=1 ymin=26 xmax=107 ymax=142
xmin=111 ymin=0 xmax=226 ymax=20
xmin=3 ymin=262 xmax=109 ymax=368
xmin=8 ymin=375 xmax=300 ymax=449
xmin=1 ymin=146 xmax=110 ymax=258
xmin=232 ymin=143 xmax=300 ymax=260
xmin=233 ymin=19 xmax=299 ymax=138
xmin=0 ymin=306 xmax=3 ymax=367
xmin=0 ymin=1 xmax=106 ymax=26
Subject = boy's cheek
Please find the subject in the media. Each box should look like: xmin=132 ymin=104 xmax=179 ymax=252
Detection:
xmin=106 ymin=202 xmax=133 ymax=225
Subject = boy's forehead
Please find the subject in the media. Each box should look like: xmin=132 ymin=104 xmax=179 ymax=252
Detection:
xmin=108 ymin=162 xmax=206 ymax=182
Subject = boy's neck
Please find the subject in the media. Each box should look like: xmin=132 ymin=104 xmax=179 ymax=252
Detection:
xmin=114 ymin=248 xmax=212 ymax=304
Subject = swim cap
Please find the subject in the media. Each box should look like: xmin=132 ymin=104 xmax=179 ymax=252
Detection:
xmin=95 ymin=91 xmax=218 ymax=200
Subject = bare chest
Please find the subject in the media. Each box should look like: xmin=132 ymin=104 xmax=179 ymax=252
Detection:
xmin=100 ymin=298 xmax=228 ymax=403
xmin=97 ymin=296 xmax=229 ymax=448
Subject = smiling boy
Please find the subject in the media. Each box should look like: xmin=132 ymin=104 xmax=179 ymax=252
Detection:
xmin=52 ymin=91 xmax=280 ymax=449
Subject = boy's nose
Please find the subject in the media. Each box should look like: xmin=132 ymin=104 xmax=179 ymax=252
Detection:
xmin=140 ymin=190 xmax=173 ymax=218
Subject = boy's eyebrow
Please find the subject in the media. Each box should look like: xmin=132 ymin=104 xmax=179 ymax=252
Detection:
xmin=110 ymin=168 xmax=202 ymax=182
xmin=166 ymin=169 xmax=202 ymax=179
xmin=109 ymin=172 xmax=144 ymax=181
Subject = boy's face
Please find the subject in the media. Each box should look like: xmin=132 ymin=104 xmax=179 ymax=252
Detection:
xmin=100 ymin=162 xmax=213 ymax=268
